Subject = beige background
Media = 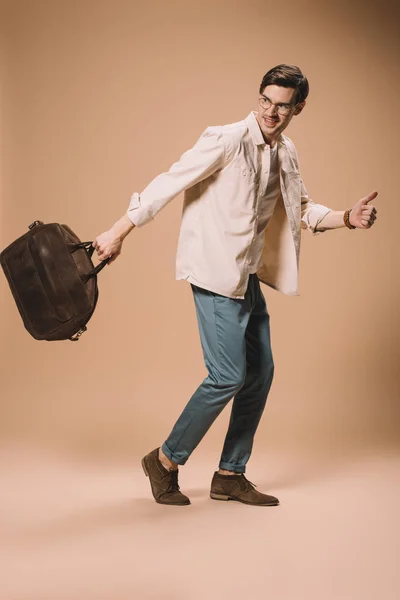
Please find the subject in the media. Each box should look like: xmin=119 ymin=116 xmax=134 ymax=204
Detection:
xmin=1 ymin=1 xmax=399 ymax=599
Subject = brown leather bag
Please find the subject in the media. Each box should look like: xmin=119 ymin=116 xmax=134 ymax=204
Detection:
xmin=0 ymin=220 xmax=110 ymax=341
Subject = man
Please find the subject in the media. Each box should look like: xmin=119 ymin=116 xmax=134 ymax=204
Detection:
xmin=93 ymin=64 xmax=377 ymax=507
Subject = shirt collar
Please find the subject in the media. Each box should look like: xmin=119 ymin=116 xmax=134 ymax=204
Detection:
xmin=244 ymin=111 xmax=286 ymax=147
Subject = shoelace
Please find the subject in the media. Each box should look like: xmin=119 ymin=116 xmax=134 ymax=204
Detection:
xmin=164 ymin=469 xmax=180 ymax=493
xmin=240 ymin=474 xmax=257 ymax=490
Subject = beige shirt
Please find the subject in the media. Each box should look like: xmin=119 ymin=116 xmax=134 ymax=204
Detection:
xmin=127 ymin=111 xmax=332 ymax=298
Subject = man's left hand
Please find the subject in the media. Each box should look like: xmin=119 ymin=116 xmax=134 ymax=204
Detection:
xmin=349 ymin=191 xmax=378 ymax=229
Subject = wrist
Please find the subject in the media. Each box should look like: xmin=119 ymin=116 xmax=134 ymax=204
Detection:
xmin=344 ymin=209 xmax=356 ymax=229
xmin=112 ymin=214 xmax=135 ymax=241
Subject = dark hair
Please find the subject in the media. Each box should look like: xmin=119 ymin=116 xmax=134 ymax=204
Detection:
xmin=259 ymin=64 xmax=309 ymax=104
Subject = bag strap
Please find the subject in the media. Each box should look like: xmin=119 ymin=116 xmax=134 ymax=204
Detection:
xmin=70 ymin=241 xmax=111 ymax=282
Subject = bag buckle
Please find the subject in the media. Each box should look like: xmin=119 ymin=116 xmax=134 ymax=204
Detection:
xmin=69 ymin=325 xmax=87 ymax=341
xmin=28 ymin=221 xmax=44 ymax=230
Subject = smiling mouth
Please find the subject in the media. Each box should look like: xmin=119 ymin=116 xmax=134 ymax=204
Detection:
xmin=263 ymin=117 xmax=279 ymax=126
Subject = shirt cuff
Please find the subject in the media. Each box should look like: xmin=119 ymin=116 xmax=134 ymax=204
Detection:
xmin=126 ymin=192 xmax=153 ymax=227
xmin=301 ymin=205 xmax=332 ymax=235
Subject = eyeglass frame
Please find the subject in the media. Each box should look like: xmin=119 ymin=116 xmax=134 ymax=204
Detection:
xmin=258 ymin=94 xmax=299 ymax=116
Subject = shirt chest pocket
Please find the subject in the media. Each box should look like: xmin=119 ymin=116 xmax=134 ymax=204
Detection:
xmin=230 ymin=163 xmax=258 ymax=196
xmin=283 ymin=170 xmax=301 ymax=198
xmin=282 ymin=171 xmax=302 ymax=223
xmin=233 ymin=163 xmax=257 ymax=181
xmin=223 ymin=163 xmax=258 ymax=217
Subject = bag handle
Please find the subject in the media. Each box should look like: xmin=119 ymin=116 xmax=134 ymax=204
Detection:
xmin=70 ymin=241 xmax=111 ymax=283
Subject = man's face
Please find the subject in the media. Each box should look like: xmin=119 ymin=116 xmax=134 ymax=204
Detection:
xmin=255 ymin=84 xmax=305 ymax=144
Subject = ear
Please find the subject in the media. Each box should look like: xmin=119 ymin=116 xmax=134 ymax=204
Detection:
xmin=294 ymin=100 xmax=306 ymax=115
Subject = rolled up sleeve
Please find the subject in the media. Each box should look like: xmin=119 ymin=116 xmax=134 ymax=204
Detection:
xmin=127 ymin=127 xmax=226 ymax=227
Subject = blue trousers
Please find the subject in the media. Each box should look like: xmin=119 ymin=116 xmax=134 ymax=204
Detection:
xmin=161 ymin=274 xmax=274 ymax=473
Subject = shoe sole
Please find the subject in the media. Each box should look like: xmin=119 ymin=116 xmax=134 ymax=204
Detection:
xmin=210 ymin=491 xmax=279 ymax=506
xmin=141 ymin=456 xmax=190 ymax=506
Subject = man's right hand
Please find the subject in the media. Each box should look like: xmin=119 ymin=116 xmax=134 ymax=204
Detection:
xmin=92 ymin=214 xmax=135 ymax=265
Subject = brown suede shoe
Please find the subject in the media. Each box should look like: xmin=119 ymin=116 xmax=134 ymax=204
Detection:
xmin=210 ymin=472 xmax=279 ymax=506
xmin=141 ymin=448 xmax=191 ymax=506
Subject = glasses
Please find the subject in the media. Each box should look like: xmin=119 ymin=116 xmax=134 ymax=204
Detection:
xmin=258 ymin=95 xmax=297 ymax=116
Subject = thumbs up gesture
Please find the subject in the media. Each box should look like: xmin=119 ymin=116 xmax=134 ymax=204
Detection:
xmin=349 ymin=191 xmax=378 ymax=229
